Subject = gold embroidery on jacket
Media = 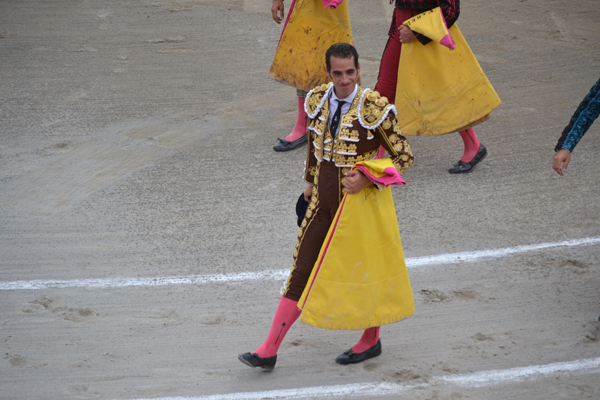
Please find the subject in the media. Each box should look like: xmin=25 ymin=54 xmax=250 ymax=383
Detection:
xmin=359 ymin=90 xmax=395 ymax=129
xmin=335 ymin=141 xmax=358 ymax=156
xmin=305 ymin=83 xmax=330 ymax=116
xmin=333 ymin=149 xmax=377 ymax=167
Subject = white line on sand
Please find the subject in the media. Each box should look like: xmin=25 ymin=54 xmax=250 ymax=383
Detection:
xmin=2 ymin=237 xmax=599 ymax=291
xmin=112 ymin=357 xmax=600 ymax=400
xmin=406 ymin=236 xmax=600 ymax=267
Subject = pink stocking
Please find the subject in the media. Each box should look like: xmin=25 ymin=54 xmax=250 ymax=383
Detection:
xmin=459 ymin=128 xmax=481 ymax=162
xmin=285 ymin=96 xmax=309 ymax=142
xmin=351 ymin=326 xmax=380 ymax=353
xmin=254 ymin=296 xmax=301 ymax=358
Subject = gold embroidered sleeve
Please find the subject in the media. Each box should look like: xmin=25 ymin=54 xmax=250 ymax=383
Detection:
xmin=359 ymin=90 xmax=395 ymax=129
xmin=305 ymin=83 xmax=331 ymax=117
xmin=375 ymin=115 xmax=414 ymax=175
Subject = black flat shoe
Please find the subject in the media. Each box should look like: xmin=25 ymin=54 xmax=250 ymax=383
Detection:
xmin=335 ymin=340 xmax=382 ymax=365
xmin=238 ymin=352 xmax=277 ymax=370
xmin=273 ymin=135 xmax=308 ymax=152
xmin=448 ymin=143 xmax=488 ymax=174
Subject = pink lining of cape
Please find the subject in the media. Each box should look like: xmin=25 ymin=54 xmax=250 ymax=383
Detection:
xmin=354 ymin=165 xmax=406 ymax=187
xmin=439 ymin=8 xmax=456 ymax=50
xmin=321 ymin=0 xmax=344 ymax=9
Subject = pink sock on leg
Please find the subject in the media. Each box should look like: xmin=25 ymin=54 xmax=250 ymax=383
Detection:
xmin=351 ymin=326 xmax=380 ymax=353
xmin=459 ymin=128 xmax=481 ymax=163
xmin=254 ymin=296 xmax=301 ymax=358
xmin=285 ymin=96 xmax=309 ymax=142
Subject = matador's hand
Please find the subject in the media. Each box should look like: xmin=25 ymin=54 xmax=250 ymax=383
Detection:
xmin=344 ymin=170 xmax=372 ymax=194
xmin=271 ymin=0 xmax=284 ymax=24
xmin=399 ymin=25 xmax=416 ymax=43
xmin=304 ymin=185 xmax=313 ymax=202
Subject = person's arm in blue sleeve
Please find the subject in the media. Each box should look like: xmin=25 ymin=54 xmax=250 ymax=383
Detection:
xmin=553 ymin=79 xmax=600 ymax=176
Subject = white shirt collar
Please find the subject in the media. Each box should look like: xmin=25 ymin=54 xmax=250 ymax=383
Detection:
xmin=330 ymin=84 xmax=358 ymax=105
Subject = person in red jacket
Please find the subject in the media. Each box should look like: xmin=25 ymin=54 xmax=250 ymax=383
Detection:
xmin=376 ymin=0 xmax=488 ymax=174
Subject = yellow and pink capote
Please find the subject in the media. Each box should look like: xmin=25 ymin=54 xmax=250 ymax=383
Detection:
xmin=395 ymin=7 xmax=502 ymax=136
xmin=270 ymin=0 xmax=353 ymax=91
xmin=298 ymin=158 xmax=415 ymax=330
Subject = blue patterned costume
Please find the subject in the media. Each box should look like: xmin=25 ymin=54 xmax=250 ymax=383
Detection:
xmin=555 ymin=79 xmax=600 ymax=152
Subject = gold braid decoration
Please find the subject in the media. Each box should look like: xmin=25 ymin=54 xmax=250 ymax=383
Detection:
xmin=359 ymin=90 xmax=395 ymax=129
xmin=305 ymin=83 xmax=332 ymax=116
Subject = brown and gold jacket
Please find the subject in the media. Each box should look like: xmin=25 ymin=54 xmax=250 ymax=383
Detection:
xmin=303 ymin=83 xmax=414 ymax=185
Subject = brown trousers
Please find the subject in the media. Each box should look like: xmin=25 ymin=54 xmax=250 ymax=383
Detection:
xmin=283 ymin=161 xmax=348 ymax=301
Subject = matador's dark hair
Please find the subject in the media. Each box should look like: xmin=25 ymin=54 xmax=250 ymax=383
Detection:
xmin=325 ymin=43 xmax=359 ymax=71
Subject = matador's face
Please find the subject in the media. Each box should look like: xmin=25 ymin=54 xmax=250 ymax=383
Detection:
xmin=327 ymin=56 xmax=360 ymax=99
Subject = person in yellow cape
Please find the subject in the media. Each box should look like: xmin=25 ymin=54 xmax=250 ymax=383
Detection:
xmin=239 ymin=43 xmax=415 ymax=370
xmin=375 ymin=1 xmax=501 ymax=174
xmin=270 ymin=0 xmax=354 ymax=152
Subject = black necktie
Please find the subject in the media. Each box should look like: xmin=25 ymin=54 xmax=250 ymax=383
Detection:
xmin=330 ymin=100 xmax=345 ymax=137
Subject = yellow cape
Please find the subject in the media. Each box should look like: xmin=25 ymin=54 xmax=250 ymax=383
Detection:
xmin=395 ymin=8 xmax=502 ymax=136
xmin=298 ymin=159 xmax=415 ymax=330
xmin=270 ymin=0 xmax=353 ymax=91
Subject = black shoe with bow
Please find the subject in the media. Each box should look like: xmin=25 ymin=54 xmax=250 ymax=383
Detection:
xmin=335 ymin=340 xmax=382 ymax=365
xmin=448 ymin=143 xmax=488 ymax=174
xmin=238 ymin=352 xmax=277 ymax=370
xmin=273 ymin=135 xmax=308 ymax=152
